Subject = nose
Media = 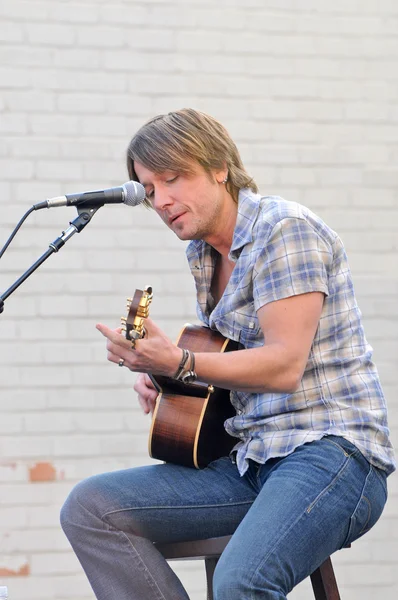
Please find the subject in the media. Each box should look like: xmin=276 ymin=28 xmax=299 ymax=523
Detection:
xmin=152 ymin=186 xmax=173 ymax=212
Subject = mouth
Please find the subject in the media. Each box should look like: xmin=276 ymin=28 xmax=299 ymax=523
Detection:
xmin=168 ymin=212 xmax=186 ymax=226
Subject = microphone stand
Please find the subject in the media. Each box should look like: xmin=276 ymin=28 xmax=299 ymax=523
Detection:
xmin=0 ymin=206 xmax=99 ymax=315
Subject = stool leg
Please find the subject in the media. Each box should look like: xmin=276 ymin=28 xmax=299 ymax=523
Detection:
xmin=310 ymin=556 xmax=341 ymax=600
xmin=205 ymin=557 xmax=219 ymax=600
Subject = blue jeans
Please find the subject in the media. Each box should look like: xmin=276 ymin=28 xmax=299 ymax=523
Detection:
xmin=60 ymin=436 xmax=388 ymax=599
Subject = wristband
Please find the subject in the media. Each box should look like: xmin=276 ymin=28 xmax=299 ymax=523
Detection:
xmin=180 ymin=350 xmax=197 ymax=384
xmin=173 ymin=348 xmax=190 ymax=379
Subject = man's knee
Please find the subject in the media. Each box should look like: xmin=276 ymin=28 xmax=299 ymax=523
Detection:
xmin=60 ymin=475 xmax=103 ymax=537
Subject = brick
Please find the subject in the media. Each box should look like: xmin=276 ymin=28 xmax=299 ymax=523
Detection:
xmin=75 ymin=25 xmax=125 ymax=48
xmin=176 ymin=31 xmax=223 ymax=52
xmin=53 ymin=49 xmax=101 ymax=69
xmin=100 ymin=432 xmax=149 ymax=457
xmin=29 ymin=115 xmax=80 ymax=135
xmin=14 ymin=318 xmax=68 ymax=341
xmin=26 ymin=504 xmax=62 ymax=528
xmin=0 ymin=506 xmax=28 ymax=527
xmin=31 ymin=551 xmax=78 ymax=575
xmin=0 ymin=1 xmax=49 ymax=20
xmin=40 ymin=342 xmax=94 ymax=364
xmin=0 ymin=113 xmax=28 ymax=135
xmin=26 ymin=23 xmax=76 ymax=46
xmin=125 ymin=29 xmax=174 ymax=52
xmin=48 ymin=3 xmax=100 ymax=23
xmin=0 ymin=462 xmax=26 ymax=483
xmin=57 ymin=92 xmax=104 ymax=113
xmin=10 ymin=138 xmax=60 ymax=158
xmin=99 ymin=4 xmax=150 ymax=26
xmin=0 ymin=435 xmax=52 ymax=460
xmin=24 ymin=414 xmax=75 ymax=434
xmin=0 ymin=415 xmax=23 ymax=434
xmin=0 ymin=21 xmax=24 ymax=42
xmin=46 ymin=388 xmax=96 ymax=410
xmin=0 ymin=45 xmax=51 ymax=67
xmin=1 ymin=390 xmax=47 ymax=412
xmin=2 ymin=529 xmax=69 ymax=553
xmin=53 ymin=435 xmax=101 ymax=457
xmin=3 ymin=90 xmax=55 ymax=112
xmin=0 ymin=556 xmax=30 ymax=577
xmin=73 ymin=412 xmax=125 ymax=432
xmin=29 ymin=461 xmax=57 ymax=482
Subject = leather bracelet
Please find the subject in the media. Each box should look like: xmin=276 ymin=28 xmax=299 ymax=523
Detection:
xmin=180 ymin=350 xmax=197 ymax=384
xmin=173 ymin=348 xmax=190 ymax=379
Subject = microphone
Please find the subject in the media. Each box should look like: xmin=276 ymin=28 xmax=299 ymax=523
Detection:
xmin=33 ymin=181 xmax=146 ymax=210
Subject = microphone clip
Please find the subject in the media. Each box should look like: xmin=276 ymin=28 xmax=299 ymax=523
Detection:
xmin=49 ymin=205 xmax=100 ymax=252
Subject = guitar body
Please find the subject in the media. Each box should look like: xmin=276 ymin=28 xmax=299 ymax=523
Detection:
xmin=149 ymin=324 xmax=239 ymax=469
xmin=123 ymin=288 xmax=240 ymax=469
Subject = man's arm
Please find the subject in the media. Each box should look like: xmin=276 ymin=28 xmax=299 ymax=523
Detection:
xmin=96 ymin=290 xmax=324 ymax=396
xmin=194 ymin=291 xmax=325 ymax=394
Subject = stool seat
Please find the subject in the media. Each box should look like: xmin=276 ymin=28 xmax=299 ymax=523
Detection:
xmin=156 ymin=535 xmax=342 ymax=600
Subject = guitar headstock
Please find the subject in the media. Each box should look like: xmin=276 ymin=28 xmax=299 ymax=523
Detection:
xmin=121 ymin=285 xmax=153 ymax=347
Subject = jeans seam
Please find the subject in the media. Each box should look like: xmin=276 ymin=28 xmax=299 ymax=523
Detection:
xmin=341 ymin=462 xmax=373 ymax=548
xmin=322 ymin=437 xmax=355 ymax=457
xmin=74 ymin=495 xmax=169 ymax=600
xmin=357 ymin=496 xmax=372 ymax=535
xmin=246 ymin=451 xmax=350 ymax=596
xmin=306 ymin=454 xmax=351 ymax=514
xmin=246 ymin=505 xmax=310 ymax=596
xmin=106 ymin=523 xmax=168 ymax=600
xmin=371 ymin=463 xmax=388 ymax=493
xmin=101 ymin=500 xmax=254 ymax=521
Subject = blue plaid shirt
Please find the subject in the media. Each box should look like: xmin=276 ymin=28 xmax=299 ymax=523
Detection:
xmin=186 ymin=189 xmax=396 ymax=476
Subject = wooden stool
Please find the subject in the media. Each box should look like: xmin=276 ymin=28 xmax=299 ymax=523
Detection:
xmin=156 ymin=535 xmax=342 ymax=600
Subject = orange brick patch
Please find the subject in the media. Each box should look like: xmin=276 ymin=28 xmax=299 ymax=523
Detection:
xmin=29 ymin=462 xmax=56 ymax=482
xmin=0 ymin=563 xmax=30 ymax=577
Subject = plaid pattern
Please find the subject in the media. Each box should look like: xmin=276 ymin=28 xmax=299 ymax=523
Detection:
xmin=186 ymin=189 xmax=395 ymax=476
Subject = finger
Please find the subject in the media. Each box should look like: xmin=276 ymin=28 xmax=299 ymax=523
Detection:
xmin=143 ymin=373 xmax=157 ymax=391
xmin=141 ymin=317 xmax=162 ymax=339
xmin=148 ymin=396 xmax=157 ymax=415
xmin=134 ymin=375 xmax=158 ymax=413
xmin=137 ymin=394 xmax=151 ymax=414
xmin=136 ymin=389 xmax=157 ymax=414
xmin=107 ymin=350 xmax=129 ymax=367
xmin=96 ymin=323 xmax=130 ymax=349
xmin=134 ymin=373 xmax=156 ymax=396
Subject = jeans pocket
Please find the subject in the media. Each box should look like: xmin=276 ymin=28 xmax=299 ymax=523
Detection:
xmin=341 ymin=465 xmax=387 ymax=549
xmin=323 ymin=435 xmax=358 ymax=458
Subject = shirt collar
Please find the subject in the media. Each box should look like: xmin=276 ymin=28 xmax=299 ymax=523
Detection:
xmin=229 ymin=188 xmax=262 ymax=259
xmin=186 ymin=188 xmax=262 ymax=263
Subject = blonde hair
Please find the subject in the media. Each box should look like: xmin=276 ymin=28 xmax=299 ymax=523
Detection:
xmin=126 ymin=108 xmax=257 ymax=207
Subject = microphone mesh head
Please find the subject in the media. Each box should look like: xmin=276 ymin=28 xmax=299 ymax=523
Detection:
xmin=123 ymin=181 xmax=146 ymax=206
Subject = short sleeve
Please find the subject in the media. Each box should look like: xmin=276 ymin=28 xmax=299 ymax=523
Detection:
xmin=253 ymin=217 xmax=332 ymax=312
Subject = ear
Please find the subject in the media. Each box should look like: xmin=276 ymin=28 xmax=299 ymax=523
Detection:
xmin=214 ymin=163 xmax=228 ymax=184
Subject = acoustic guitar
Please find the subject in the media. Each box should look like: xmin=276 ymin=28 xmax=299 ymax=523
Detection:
xmin=121 ymin=286 xmax=239 ymax=469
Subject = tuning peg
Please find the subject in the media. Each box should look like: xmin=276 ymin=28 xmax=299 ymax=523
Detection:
xmin=121 ymin=316 xmax=127 ymax=322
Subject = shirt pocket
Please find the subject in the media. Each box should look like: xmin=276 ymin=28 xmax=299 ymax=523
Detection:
xmin=232 ymin=309 xmax=262 ymax=348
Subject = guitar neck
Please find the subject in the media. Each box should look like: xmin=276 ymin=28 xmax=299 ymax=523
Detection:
xmin=148 ymin=373 xmax=162 ymax=394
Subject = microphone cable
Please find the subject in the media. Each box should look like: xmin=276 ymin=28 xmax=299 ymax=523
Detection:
xmin=0 ymin=205 xmax=38 ymax=260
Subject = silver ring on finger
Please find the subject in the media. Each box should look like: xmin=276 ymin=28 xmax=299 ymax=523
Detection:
xmin=118 ymin=358 xmax=125 ymax=367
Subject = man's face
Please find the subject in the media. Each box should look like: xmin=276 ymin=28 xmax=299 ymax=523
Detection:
xmin=133 ymin=160 xmax=229 ymax=242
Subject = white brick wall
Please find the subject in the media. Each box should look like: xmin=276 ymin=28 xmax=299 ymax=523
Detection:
xmin=0 ymin=1 xmax=397 ymax=598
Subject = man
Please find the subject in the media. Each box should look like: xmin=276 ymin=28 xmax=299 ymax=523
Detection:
xmin=61 ymin=109 xmax=395 ymax=599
